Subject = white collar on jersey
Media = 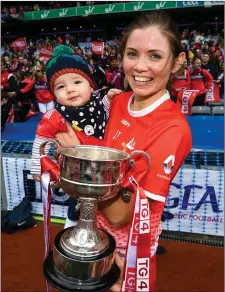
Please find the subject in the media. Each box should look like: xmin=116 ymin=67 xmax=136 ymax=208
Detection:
xmin=128 ymin=90 xmax=170 ymax=117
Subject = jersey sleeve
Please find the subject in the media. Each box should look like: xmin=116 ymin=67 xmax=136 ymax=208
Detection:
xmin=36 ymin=110 xmax=67 ymax=138
xmin=102 ymin=95 xmax=110 ymax=120
xmin=20 ymin=79 xmax=34 ymax=94
xmin=128 ymin=125 xmax=192 ymax=203
xmin=31 ymin=135 xmax=51 ymax=174
xmin=202 ymin=69 xmax=213 ymax=89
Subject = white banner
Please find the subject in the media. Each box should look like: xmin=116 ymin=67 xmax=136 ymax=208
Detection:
xmin=2 ymin=157 xmax=224 ymax=236
xmin=163 ymin=168 xmax=224 ymax=236
xmin=2 ymin=157 xmax=69 ymax=219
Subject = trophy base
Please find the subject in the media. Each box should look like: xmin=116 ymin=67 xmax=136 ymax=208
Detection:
xmin=43 ymin=228 xmax=120 ymax=291
xmin=44 ymin=252 xmax=120 ymax=292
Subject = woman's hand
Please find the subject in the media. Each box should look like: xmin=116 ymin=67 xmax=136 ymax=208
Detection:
xmin=109 ymin=253 xmax=124 ymax=292
xmin=55 ymin=122 xmax=80 ymax=147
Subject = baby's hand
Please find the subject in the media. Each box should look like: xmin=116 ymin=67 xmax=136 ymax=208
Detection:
xmin=107 ymin=88 xmax=123 ymax=101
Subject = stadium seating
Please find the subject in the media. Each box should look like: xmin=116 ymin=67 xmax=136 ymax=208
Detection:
xmin=208 ymin=100 xmax=224 ymax=106
xmin=191 ymin=106 xmax=211 ymax=115
xmin=211 ymin=106 xmax=224 ymax=115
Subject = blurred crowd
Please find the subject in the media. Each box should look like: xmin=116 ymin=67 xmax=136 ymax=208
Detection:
xmin=1 ymin=1 xmax=125 ymax=15
xmin=1 ymin=26 xmax=224 ymax=131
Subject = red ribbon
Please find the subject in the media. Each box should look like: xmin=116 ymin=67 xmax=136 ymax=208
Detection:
xmin=122 ymin=178 xmax=151 ymax=291
xmin=41 ymin=156 xmax=59 ymax=182
xmin=40 ymin=156 xmax=60 ymax=292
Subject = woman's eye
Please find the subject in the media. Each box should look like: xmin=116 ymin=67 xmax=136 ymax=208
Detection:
xmin=74 ymin=81 xmax=81 ymax=84
xmin=151 ymin=54 xmax=161 ymax=60
xmin=127 ymin=52 xmax=136 ymax=57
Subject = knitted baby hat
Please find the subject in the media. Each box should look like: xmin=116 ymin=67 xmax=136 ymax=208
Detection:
xmin=46 ymin=45 xmax=95 ymax=93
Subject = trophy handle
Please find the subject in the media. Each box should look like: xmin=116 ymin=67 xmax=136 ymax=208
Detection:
xmin=128 ymin=150 xmax=150 ymax=182
xmin=40 ymin=139 xmax=60 ymax=156
xmin=40 ymin=139 xmax=61 ymax=188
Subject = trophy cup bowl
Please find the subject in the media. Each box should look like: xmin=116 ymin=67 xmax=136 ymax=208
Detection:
xmin=40 ymin=140 xmax=150 ymax=291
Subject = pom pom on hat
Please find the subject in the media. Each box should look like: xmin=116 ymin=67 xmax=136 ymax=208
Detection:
xmin=46 ymin=45 xmax=95 ymax=92
xmin=52 ymin=45 xmax=73 ymax=57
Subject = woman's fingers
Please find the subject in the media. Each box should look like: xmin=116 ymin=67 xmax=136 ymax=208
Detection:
xmin=66 ymin=122 xmax=76 ymax=137
xmin=109 ymin=253 xmax=124 ymax=291
xmin=109 ymin=282 xmax=122 ymax=292
xmin=114 ymin=252 xmax=124 ymax=272
xmin=55 ymin=124 xmax=80 ymax=147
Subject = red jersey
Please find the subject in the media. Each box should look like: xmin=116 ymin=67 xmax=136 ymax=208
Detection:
xmin=34 ymin=78 xmax=54 ymax=104
xmin=1 ymin=71 xmax=12 ymax=89
xmin=190 ymin=68 xmax=213 ymax=95
xmin=76 ymin=91 xmax=192 ymax=255
xmin=36 ymin=109 xmax=67 ymax=138
xmin=171 ymin=69 xmax=191 ymax=96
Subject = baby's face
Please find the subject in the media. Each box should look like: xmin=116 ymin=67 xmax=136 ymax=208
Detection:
xmin=54 ymin=73 xmax=93 ymax=107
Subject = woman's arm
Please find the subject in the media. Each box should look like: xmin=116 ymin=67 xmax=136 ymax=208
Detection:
xmin=202 ymin=69 xmax=213 ymax=90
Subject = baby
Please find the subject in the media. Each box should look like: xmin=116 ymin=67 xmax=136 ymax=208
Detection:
xmin=31 ymin=45 xmax=121 ymax=223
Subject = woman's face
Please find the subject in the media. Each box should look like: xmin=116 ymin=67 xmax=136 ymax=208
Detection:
xmin=36 ymin=61 xmax=41 ymax=68
xmin=194 ymin=59 xmax=201 ymax=69
xmin=123 ymin=26 xmax=180 ymax=101
xmin=36 ymin=70 xmax=43 ymax=78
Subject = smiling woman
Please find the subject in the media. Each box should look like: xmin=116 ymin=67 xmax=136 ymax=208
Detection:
xmin=54 ymin=11 xmax=193 ymax=292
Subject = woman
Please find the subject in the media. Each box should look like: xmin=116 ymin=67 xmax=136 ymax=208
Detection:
xmin=214 ymin=62 xmax=224 ymax=99
xmin=55 ymin=12 xmax=192 ymax=291
xmin=171 ymin=59 xmax=191 ymax=99
xmin=106 ymin=57 xmax=124 ymax=90
xmin=33 ymin=69 xmax=54 ymax=113
xmin=1 ymin=58 xmax=19 ymax=126
xmin=190 ymin=57 xmax=213 ymax=106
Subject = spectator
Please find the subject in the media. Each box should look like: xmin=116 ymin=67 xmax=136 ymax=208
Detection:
xmin=214 ymin=62 xmax=224 ymax=99
xmin=1 ymin=58 xmax=18 ymax=128
xmin=32 ymin=61 xmax=44 ymax=78
xmin=3 ymin=55 xmax=11 ymax=70
xmin=21 ymin=58 xmax=31 ymax=72
xmin=92 ymin=54 xmax=107 ymax=90
xmin=106 ymin=56 xmax=124 ymax=90
xmin=8 ymin=71 xmax=34 ymax=122
xmin=191 ymin=58 xmax=213 ymax=105
xmin=33 ymin=69 xmax=54 ymax=113
xmin=171 ymin=60 xmax=191 ymax=98
xmin=16 ymin=55 xmax=25 ymax=72
xmin=201 ymin=53 xmax=218 ymax=79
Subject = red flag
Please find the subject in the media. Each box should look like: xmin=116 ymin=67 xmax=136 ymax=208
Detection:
xmin=11 ymin=37 xmax=27 ymax=52
xmin=92 ymin=42 xmax=104 ymax=55
xmin=177 ymin=90 xmax=199 ymax=115
xmin=205 ymin=82 xmax=221 ymax=103
xmin=57 ymin=36 xmax=63 ymax=44
xmin=40 ymin=46 xmax=53 ymax=60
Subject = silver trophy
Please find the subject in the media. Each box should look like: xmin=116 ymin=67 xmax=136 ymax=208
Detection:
xmin=40 ymin=140 xmax=150 ymax=291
